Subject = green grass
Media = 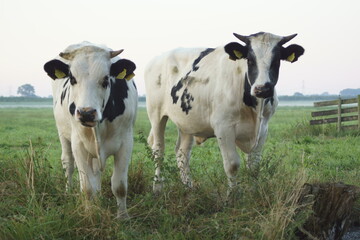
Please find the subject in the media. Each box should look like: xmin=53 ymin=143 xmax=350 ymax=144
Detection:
xmin=1 ymin=106 xmax=360 ymax=239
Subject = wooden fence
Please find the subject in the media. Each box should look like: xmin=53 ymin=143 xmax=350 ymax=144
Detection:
xmin=310 ymin=95 xmax=360 ymax=132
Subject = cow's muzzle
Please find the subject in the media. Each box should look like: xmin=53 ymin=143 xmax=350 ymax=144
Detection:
xmin=254 ymin=82 xmax=274 ymax=98
xmin=77 ymin=107 xmax=98 ymax=127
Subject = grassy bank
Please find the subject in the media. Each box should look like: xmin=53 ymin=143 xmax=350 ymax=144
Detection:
xmin=0 ymin=107 xmax=359 ymax=239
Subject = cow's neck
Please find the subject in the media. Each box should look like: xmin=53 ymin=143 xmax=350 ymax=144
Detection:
xmin=242 ymin=73 xmax=268 ymax=151
xmin=73 ymin=123 xmax=104 ymax=171
xmin=91 ymin=126 xmax=103 ymax=171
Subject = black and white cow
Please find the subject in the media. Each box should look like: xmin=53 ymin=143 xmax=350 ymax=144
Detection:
xmin=44 ymin=42 xmax=137 ymax=218
xmin=145 ymin=32 xmax=304 ymax=193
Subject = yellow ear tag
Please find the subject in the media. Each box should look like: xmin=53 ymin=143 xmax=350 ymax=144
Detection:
xmin=125 ymin=73 xmax=135 ymax=81
xmin=116 ymin=69 xmax=127 ymax=79
xmin=233 ymin=50 xmax=243 ymax=59
xmin=55 ymin=69 xmax=66 ymax=79
xmin=287 ymin=53 xmax=295 ymax=62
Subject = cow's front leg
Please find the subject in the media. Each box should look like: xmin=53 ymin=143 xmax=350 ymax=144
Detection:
xmin=175 ymin=130 xmax=194 ymax=188
xmin=71 ymin=140 xmax=101 ymax=199
xmin=59 ymin=136 xmax=75 ymax=191
xmin=246 ymin=124 xmax=268 ymax=177
xmin=112 ymin=135 xmax=133 ymax=219
xmin=215 ymin=126 xmax=240 ymax=194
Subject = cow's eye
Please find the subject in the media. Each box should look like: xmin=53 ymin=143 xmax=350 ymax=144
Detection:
xmin=70 ymin=75 xmax=77 ymax=85
xmin=102 ymin=76 xmax=109 ymax=88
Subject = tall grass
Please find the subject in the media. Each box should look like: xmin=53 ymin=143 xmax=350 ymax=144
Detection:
xmin=0 ymin=107 xmax=359 ymax=239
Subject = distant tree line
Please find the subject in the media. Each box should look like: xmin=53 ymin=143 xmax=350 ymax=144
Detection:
xmin=0 ymin=96 xmax=52 ymax=102
xmin=4 ymin=83 xmax=360 ymax=103
xmin=278 ymin=95 xmax=340 ymax=101
xmin=339 ymin=88 xmax=360 ymax=96
xmin=279 ymin=88 xmax=360 ymax=101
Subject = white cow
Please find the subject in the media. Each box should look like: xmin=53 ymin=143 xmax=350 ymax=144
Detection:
xmin=145 ymin=32 xmax=304 ymax=193
xmin=44 ymin=42 xmax=138 ymax=218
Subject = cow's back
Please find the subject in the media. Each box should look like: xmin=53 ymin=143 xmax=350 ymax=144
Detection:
xmin=145 ymin=47 xmax=249 ymax=136
xmin=145 ymin=48 xmax=208 ymax=109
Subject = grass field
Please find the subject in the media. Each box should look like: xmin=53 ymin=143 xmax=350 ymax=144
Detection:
xmin=1 ymin=106 xmax=360 ymax=239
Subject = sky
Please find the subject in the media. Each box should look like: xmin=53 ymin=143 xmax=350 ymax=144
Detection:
xmin=1 ymin=0 xmax=359 ymax=97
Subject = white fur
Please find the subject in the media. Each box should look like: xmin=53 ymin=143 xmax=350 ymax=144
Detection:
xmin=50 ymin=42 xmax=137 ymax=218
xmin=145 ymin=41 xmax=279 ymax=193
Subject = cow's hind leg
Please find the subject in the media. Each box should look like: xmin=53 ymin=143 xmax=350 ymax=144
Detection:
xmin=148 ymin=115 xmax=168 ymax=194
xmin=175 ymin=130 xmax=194 ymax=188
xmin=112 ymin=134 xmax=133 ymax=219
xmin=59 ymin=136 xmax=75 ymax=191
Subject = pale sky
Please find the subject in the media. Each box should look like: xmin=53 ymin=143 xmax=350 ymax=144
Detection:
xmin=1 ymin=0 xmax=359 ymax=97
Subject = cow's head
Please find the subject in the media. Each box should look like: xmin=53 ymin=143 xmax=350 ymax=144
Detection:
xmin=44 ymin=45 xmax=135 ymax=127
xmin=225 ymin=32 xmax=304 ymax=98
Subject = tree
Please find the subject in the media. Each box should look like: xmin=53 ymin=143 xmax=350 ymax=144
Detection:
xmin=17 ymin=84 xmax=36 ymax=97
xmin=293 ymin=92 xmax=304 ymax=97
xmin=340 ymin=88 xmax=360 ymax=96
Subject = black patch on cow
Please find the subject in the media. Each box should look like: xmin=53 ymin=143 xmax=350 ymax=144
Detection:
xmin=44 ymin=59 xmax=69 ymax=80
xmin=171 ymin=79 xmax=184 ymax=104
xmin=110 ymin=59 xmax=136 ymax=80
xmin=265 ymin=97 xmax=274 ymax=106
xmin=280 ymin=44 xmax=305 ymax=63
xmin=60 ymin=87 xmax=67 ymax=105
xmin=63 ymin=78 xmax=69 ymax=88
xmin=224 ymin=42 xmax=248 ymax=61
xmin=180 ymin=88 xmax=194 ymax=114
xmin=101 ymin=78 xmax=128 ymax=122
xmin=170 ymin=49 xmax=214 ymax=114
xmin=243 ymin=75 xmax=257 ymax=108
xmin=69 ymin=102 xmax=76 ymax=116
xmin=246 ymin=47 xmax=258 ymax=85
xmin=69 ymin=72 xmax=77 ymax=85
xmin=192 ymin=48 xmax=215 ymax=71
xmin=269 ymin=45 xmax=281 ymax=85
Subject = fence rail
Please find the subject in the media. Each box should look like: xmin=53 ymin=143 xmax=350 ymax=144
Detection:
xmin=310 ymin=95 xmax=360 ymax=132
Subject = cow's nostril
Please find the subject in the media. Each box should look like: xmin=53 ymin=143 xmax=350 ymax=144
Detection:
xmin=77 ymin=108 xmax=97 ymax=124
xmin=88 ymin=109 xmax=96 ymax=115
xmin=78 ymin=108 xmax=96 ymax=116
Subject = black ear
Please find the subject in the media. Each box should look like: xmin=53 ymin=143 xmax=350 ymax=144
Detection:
xmin=43 ymin=59 xmax=69 ymax=80
xmin=281 ymin=44 xmax=305 ymax=63
xmin=224 ymin=42 xmax=248 ymax=61
xmin=110 ymin=59 xmax=136 ymax=80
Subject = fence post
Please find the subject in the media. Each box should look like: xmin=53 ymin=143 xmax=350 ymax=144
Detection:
xmin=337 ymin=96 xmax=341 ymax=132
xmin=358 ymin=95 xmax=360 ymax=130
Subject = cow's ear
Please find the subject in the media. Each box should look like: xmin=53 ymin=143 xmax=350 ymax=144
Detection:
xmin=224 ymin=42 xmax=248 ymax=61
xmin=110 ymin=59 xmax=136 ymax=81
xmin=281 ymin=44 xmax=305 ymax=63
xmin=44 ymin=59 xmax=69 ymax=80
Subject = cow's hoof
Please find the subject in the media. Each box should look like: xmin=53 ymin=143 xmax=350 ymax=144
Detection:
xmin=153 ymin=182 xmax=164 ymax=196
xmin=116 ymin=211 xmax=130 ymax=220
xmin=225 ymin=186 xmax=242 ymax=206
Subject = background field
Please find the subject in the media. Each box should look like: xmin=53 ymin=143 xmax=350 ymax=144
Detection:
xmin=1 ymin=106 xmax=360 ymax=239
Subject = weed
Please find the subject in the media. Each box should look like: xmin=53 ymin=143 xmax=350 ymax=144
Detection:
xmin=1 ymin=107 xmax=360 ymax=239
